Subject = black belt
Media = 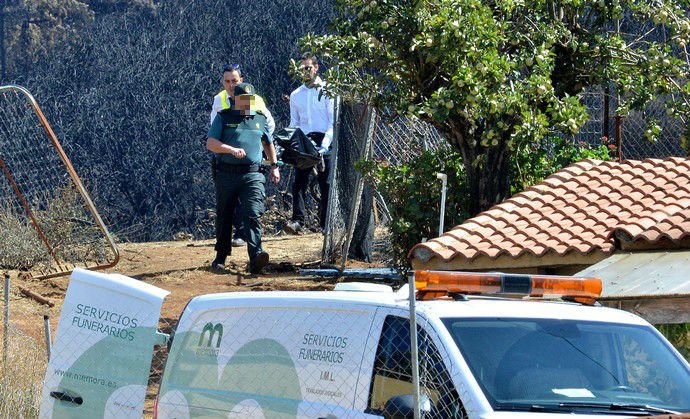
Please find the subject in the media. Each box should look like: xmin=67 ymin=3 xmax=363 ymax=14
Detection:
xmin=216 ymin=163 xmax=260 ymax=174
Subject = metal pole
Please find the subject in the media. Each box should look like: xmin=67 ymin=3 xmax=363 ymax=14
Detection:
xmin=409 ymin=272 xmax=421 ymax=419
xmin=603 ymin=86 xmax=610 ymax=143
xmin=615 ymin=114 xmax=623 ymax=162
xmin=3 ymin=272 xmax=9 ymax=366
xmin=437 ymin=173 xmax=447 ymax=236
xmin=43 ymin=315 xmax=51 ymax=361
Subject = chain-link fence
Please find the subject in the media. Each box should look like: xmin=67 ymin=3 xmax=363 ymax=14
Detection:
xmin=322 ymin=104 xmax=445 ymax=267
xmin=322 ymin=102 xmax=376 ymax=265
xmin=0 ymin=274 xmax=49 ymax=418
xmin=0 ymin=86 xmax=119 ymax=280
xmin=24 ymin=269 xmax=468 ymax=418
xmin=326 ymin=84 xmax=689 ymax=268
xmin=574 ymin=87 xmax=687 ymax=160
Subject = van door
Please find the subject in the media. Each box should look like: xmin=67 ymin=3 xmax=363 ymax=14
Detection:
xmin=40 ymin=268 xmax=169 ymax=419
xmin=157 ymin=299 xmax=384 ymax=418
xmin=359 ymin=308 xmax=470 ymax=419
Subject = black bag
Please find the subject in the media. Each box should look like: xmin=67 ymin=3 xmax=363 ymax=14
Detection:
xmin=273 ymin=127 xmax=320 ymax=170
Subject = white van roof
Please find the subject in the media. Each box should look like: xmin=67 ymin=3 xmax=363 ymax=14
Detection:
xmin=185 ymin=289 xmax=648 ymax=326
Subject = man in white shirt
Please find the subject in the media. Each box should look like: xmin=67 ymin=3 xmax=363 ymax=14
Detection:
xmin=210 ymin=64 xmax=275 ymax=248
xmin=284 ymin=54 xmax=335 ymax=234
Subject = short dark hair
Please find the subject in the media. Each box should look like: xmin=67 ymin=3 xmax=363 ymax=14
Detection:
xmin=222 ymin=63 xmax=242 ymax=77
xmin=300 ymin=53 xmax=318 ymax=66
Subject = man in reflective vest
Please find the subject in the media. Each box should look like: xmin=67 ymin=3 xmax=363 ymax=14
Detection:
xmin=210 ymin=64 xmax=275 ymax=248
xmin=210 ymin=64 xmax=275 ymax=134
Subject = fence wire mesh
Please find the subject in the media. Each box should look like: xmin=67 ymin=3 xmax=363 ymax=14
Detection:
xmin=329 ymin=85 xmax=688 ymax=268
xmin=0 ymin=86 xmax=118 ymax=280
xmin=151 ymin=303 xmax=467 ymax=418
xmin=22 ymin=276 xmax=468 ymax=418
xmin=0 ymin=276 xmax=49 ymax=418
xmin=322 ymin=103 xmax=446 ymax=266
xmin=574 ymin=87 xmax=687 ymax=159
xmin=322 ymin=102 xmax=375 ymax=264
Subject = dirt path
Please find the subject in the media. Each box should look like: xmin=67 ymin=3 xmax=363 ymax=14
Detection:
xmin=5 ymin=233 xmax=357 ymax=342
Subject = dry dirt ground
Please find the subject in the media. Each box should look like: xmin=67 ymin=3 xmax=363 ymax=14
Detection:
xmin=7 ymin=232 xmax=370 ymax=342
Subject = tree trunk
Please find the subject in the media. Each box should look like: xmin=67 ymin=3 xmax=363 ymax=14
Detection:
xmin=348 ymin=183 xmax=375 ymax=262
xmin=441 ymin=120 xmax=512 ymax=216
xmin=464 ymin=142 xmax=511 ymax=215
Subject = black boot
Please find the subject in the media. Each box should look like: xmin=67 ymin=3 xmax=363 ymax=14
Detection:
xmin=249 ymin=251 xmax=269 ymax=274
xmin=211 ymin=252 xmax=227 ymax=271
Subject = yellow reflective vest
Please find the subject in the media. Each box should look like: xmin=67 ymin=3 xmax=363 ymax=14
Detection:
xmin=217 ymin=90 xmax=268 ymax=113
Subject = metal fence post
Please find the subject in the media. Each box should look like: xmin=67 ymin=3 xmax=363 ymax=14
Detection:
xmin=615 ymin=114 xmax=623 ymax=162
xmin=3 ymin=272 xmax=9 ymax=366
xmin=43 ymin=314 xmax=52 ymax=361
xmin=437 ymin=173 xmax=447 ymax=237
xmin=409 ymin=272 xmax=422 ymax=419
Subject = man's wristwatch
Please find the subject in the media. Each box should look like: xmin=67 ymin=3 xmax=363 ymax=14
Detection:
xmin=270 ymin=162 xmax=279 ymax=168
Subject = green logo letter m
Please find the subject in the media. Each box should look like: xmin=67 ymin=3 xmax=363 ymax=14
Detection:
xmin=198 ymin=322 xmax=223 ymax=348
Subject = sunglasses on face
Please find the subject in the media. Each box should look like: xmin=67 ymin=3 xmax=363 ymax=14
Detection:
xmin=223 ymin=63 xmax=241 ymax=72
xmin=300 ymin=66 xmax=313 ymax=72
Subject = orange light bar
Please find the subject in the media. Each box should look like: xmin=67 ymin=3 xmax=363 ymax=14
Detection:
xmin=414 ymin=270 xmax=602 ymax=303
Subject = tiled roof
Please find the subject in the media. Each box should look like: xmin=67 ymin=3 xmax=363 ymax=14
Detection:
xmin=411 ymin=158 xmax=690 ymax=266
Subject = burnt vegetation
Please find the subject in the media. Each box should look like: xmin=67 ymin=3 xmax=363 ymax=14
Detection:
xmin=2 ymin=0 xmax=335 ymax=242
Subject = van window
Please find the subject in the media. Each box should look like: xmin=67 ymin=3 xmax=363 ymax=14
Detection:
xmin=443 ymin=318 xmax=690 ymax=414
xmin=367 ymin=316 xmax=467 ymax=418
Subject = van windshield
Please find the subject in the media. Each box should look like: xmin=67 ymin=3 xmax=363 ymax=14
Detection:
xmin=442 ymin=318 xmax=690 ymax=414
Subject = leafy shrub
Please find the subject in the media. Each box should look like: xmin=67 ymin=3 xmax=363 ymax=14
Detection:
xmin=657 ymin=324 xmax=690 ymax=361
xmin=360 ymin=147 xmax=469 ymax=270
xmin=364 ymin=138 xmax=611 ymax=269
xmin=511 ymin=136 xmax=612 ymax=194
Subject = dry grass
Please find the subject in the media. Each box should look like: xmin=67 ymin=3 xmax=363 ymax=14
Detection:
xmin=0 ymin=328 xmax=47 ymax=418
xmin=0 ymin=185 xmax=113 ymax=273
xmin=0 ymin=208 xmax=49 ymax=270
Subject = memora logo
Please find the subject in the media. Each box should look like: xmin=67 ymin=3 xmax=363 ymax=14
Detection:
xmin=195 ymin=322 xmax=223 ymax=356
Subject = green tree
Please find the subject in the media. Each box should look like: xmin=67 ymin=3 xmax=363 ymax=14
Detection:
xmin=301 ymin=0 xmax=690 ymax=215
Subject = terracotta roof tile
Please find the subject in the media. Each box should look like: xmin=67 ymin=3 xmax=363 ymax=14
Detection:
xmin=411 ymin=157 xmax=690 ymax=264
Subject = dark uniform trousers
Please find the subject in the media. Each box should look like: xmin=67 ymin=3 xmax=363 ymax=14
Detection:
xmin=292 ymin=132 xmax=330 ymax=229
xmin=214 ymin=170 xmax=265 ymax=260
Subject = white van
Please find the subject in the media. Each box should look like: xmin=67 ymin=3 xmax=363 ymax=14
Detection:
xmin=154 ymin=272 xmax=690 ymax=418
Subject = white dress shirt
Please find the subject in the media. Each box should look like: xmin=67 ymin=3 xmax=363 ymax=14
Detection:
xmin=210 ymin=93 xmax=276 ymax=136
xmin=289 ymin=77 xmax=335 ymax=150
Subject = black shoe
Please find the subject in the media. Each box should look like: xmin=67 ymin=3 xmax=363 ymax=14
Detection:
xmin=283 ymin=221 xmax=301 ymax=235
xmin=249 ymin=251 xmax=269 ymax=274
xmin=211 ymin=253 xmax=227 ymax=271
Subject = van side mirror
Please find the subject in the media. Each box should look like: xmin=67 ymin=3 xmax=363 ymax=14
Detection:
xmin=382 ymin=394 xmax=432 ymax=419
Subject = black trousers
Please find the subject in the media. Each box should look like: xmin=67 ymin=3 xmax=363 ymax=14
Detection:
xmin=214 ymin=171 xmax=265 ymax=260
xmin=291 ymin=132 xmax=330 ymax=229
xmin=212 ymin=156 xmax=245 ymax=241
